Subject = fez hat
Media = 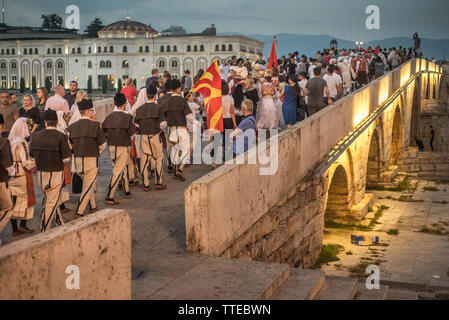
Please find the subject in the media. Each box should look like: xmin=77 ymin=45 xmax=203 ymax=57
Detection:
xmin=146 ymin=85 xmax=157 ymax=96
xmin=78 ymin=99 xmax=94 ymax=111
xmin=44 ymin=109 xmax=58 ymax=121
xmin=114 ymin=93 xmax=127 ymax=107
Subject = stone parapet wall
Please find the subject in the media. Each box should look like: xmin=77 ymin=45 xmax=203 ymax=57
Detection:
xmin=0 ymin=209 xmax=131 ymax=300
xmin=93 ymin=97 xmax=115 ymax=123
xmin=220 ymin=176 xmax=328 ymax=269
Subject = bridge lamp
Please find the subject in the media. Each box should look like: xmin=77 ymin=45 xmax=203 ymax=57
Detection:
xmin=356 ymin=41 xmax=364 ymax=52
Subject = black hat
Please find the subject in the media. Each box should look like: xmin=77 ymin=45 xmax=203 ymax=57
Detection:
xmin=0 ymin=114 xmax=3 ymax=125
xmin=170 ymin=79 xmax=181 ymax=91
xmin=146 ymin=85 xmax=157 ymax=96
xmin=44 ymin=109 xmax=58 ymax=121
xmin=78 ymin=99 xmax=94 ymax=111
xmin=114 ymin=93 xmax=127 ymax=107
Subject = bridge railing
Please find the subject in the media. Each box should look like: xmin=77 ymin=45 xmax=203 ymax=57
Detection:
xmin=185 ymin=59 xmax=441 ymax=256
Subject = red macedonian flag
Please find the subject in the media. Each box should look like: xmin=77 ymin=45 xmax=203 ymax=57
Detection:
xmin=267 ymin=35 xmax=278 ymax=71
xmin=190 ymin=59 xmax=223 ymax=132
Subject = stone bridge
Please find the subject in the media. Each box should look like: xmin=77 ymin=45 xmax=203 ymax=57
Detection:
xmin=185 ymin=59 xmax=443 ymax=269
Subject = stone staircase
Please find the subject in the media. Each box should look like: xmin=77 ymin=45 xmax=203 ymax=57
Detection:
xmin=398 ymin=148 xmax=449 ymax=179
xmin=144 ymin=256 xmax=420 ymax=300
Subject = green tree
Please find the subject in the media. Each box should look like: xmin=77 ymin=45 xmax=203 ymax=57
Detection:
xmin=31 ymin=76 xmax=37 ymax=93
xmin=117 ymin=78 xmax=122 ymax=93
xmin=41 ymin=14 xmax=63 ymax=29
xmin=58 ymin=77 xmax=64 ymax=87
xmin=133 ymin=78 xmax=137 ymax=87
xmin=45 ymin=76 xmax=52 ymax=93
xmin=87 ymin=76 xmax=92 ymax=94
xmin=102 ymin=78 xmax=107 ymax=94
xmin=84 ymin=18 xmax=104 ymax=38
xmin=20 ymin=77 xmax=25 ymax=93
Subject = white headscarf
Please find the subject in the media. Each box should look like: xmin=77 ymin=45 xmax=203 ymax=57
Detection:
xmin=56 ymin=110 xmax=67 ymax=133
xmin=69 ymin=103 xmax=81 ymax=126
xmin=8 ymin=117 xmax=30 ymax=154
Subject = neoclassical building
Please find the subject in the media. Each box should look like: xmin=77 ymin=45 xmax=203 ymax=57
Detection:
xmin=0 ymin=19 xmax=264 ymax=90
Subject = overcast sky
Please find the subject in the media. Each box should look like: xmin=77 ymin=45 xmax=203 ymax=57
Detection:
xmin=5 ymin=0 xmax=449 ymax=41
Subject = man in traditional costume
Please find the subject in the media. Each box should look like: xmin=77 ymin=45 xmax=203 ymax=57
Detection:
xmin=134 ymin=86 xmax=167 ymax=191
xmin=66 ymin=99 xmax=106 ymax=218
xmin=29 ymin=110 xmax=71 ymax=232
xmin=102 ymin=93 xmax=137 ymax=205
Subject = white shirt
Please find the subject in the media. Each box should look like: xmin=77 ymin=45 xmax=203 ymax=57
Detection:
xmin=308 ymin=65 xmax=317 ymax=78
xmin=220 ymin=65 xmax=230 ymax=80
xmin=187 ymin=102 xmax=200 ymax=133
xmin=298 ymin=79 xmax=308 ymax=104
xmin=323 ymin=74 xmax=338 ymax=98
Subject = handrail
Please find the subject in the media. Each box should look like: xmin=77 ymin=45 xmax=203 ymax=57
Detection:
xmin=313 ymin=69 xmax=443 ymax=179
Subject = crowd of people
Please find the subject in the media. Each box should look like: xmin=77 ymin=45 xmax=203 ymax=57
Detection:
xmin=0 ymin=43 xmax=426 ymax=242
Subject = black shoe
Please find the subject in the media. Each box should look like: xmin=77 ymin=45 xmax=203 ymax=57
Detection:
xmin=124 ymin=192 xmax=132 ymax=199
xmin=175 ymin=170 xmax=185 ymax=182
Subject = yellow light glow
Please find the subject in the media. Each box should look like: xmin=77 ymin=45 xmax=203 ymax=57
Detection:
xmin=378 ymin=77 xmax=390 ymax=106
xmin=352 ymin=91 xmax=370 ymax=127
xmin=400 ymin=62 xmax=411 ymax=86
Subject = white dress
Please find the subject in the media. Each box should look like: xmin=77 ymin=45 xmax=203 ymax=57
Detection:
xmin=256 ymin=82 xmax=278 ymax=129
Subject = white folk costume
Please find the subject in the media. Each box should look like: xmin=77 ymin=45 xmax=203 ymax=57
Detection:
xmin=338 ymin=58 xmax=355 ymax=95
xmin=256 ymin=81 xmax=278 ymax=129
xmin=8 ymin=118 xmax=36 ymax=221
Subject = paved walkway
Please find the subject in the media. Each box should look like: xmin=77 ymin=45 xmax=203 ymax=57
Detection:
xmin=321 ymin=179 xmax=449 ymax=288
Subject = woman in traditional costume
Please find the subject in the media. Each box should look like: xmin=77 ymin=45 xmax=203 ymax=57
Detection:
xmin=8 ymin=117 xmax=36 ymax=235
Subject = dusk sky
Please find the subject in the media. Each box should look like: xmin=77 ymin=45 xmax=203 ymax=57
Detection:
xmin=5 ymin=0 xmax=449 ymax=41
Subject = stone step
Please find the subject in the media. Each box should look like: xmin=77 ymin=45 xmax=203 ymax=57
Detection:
xmin=354 ymin=284 xmax=389 ymax=300
xmin=350 ymin=193 xmax=374 ymax=220
xmin=270 ymin=269 xmax=325 ymax=300
xmin=386 ymin=289 xmax=419 ymax=300
xmin=381 ymin=165 xmax=399 ymax=182
xmin=314 ymin=276 xmax=358 ymax=300
xmin=149 ymin=257 xmax=290 ymax=300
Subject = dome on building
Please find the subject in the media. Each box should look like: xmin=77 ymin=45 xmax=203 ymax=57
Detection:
xmin=98 ymin=18 xmax=158 ymax=39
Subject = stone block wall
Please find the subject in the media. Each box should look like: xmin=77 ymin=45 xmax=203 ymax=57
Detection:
xmin=398 ymin=148 xmax=449 ymax=179
xmin=220 ymin=176 xmax=328 ymax=269
xmin=0 ymin=209 xmax=131 ymax=300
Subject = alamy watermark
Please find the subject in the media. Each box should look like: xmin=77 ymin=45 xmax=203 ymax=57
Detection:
xmin=65 ymin=265 xmax=80 ymax=290
xmin=65 ymin=5 xmax=80 ymax=30
xmin=365 ymin=5 xmax=380 ymax=30
xmin=365 ymin=264 xmax=380 ymax=290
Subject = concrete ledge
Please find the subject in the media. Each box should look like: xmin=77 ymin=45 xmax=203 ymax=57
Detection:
xmin=0 ymin=209 xmax=131 ymax=300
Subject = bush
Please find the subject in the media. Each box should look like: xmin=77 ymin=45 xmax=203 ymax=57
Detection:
xmin=31 ymin=76 xmax=37 ymax=93
xmin=20 ymin=77 xmax=26 ymax=93
xmin=87 ymin=76 xmax=92 ymax=94
xmin=102 ymin=78 xmax=107 ymax=94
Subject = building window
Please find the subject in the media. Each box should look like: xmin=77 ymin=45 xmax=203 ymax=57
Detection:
xmin=11 ymin=61 xmax=17 ymax=69
xmin=173 ymin=45 xmax=177 ymax=52
xmin=24 ymin=48 xmax=27 ymax=55
xmin=200 ymin=45 xmax=204 ymax=52
xmin=104 ymin=46 xmax=107 ymax=53
xmin=46 ymin=48 xmax=50 ymax=55
xmin=57 ymin=75 xmax=64 ymax=86
xmin=122 ymin=46 xmax=127 ymax=53
xmin=1 ymin=75 xmax=6 ymax=88
xmin=160 ymin=46 xmax=164 ymax=53
xmin=109 ymin=46 xmax=114 ymax=53
xmin=11 ymin=49 xmax=15 ymax=55
xmin=106 ymin=60 xmax=112 ymax=68
xmin=98 ymin=46 xmax=101 ymax=53
xmin=34 ymin=48 xmax=38 ymax=54
xmin=158 ymin=60 xmax=165 ymax=68
xmin=78 ymin=47 xmax=81 ymax=54
xmin=122 ymin=60 xmax=129 ymax=68
xmin=45 ymin=61 xmax=52 ymax=69
xmin=228 ymin=44 xmax=233 ymax=51
xmin=88 ymin=47 xmax=92 ymax=54
xmin=139 ymin=46 xmax=143 ymax=53
xmin=6 ymin=49 xmax=9 ymax=55
xmin=0 ymin=62 xmax=5 ymax=69
xmin=215 ymin=45 xmax=219 ymax=51
xmin=72 ymin=48 xmax=75 ymax=54
xmin=11 ymin=75 xmax=17 ymax=88
xmin=100 ymin=61 xmax=105 ymax=68
xmin=221 ymin=44 xmax=226 ymax=51
xmin=193 ymin=45 xmax=198 ymax=52
xmin=186 ymin=45 xmax=191 ymax=52
xmin=171 ymin=60 xmax=178 ymax=68
xmin=145 ymin=45 xmax=149 ymax=53
xmin=1 ymin=49 xmax=4 ymax=55
xmin=52 ymin=48 xmax=56 ymax=54
xmin=167 ymin=45 xmax=171 ymax=53
xmin=57 ymin=61 xmax=63 ymax=69
xmin=88 ymin=61 xmax=92 ymax=68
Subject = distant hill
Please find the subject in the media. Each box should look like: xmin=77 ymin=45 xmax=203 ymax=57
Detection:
xmin=221 ymin=33 xmax=449 ymax=60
